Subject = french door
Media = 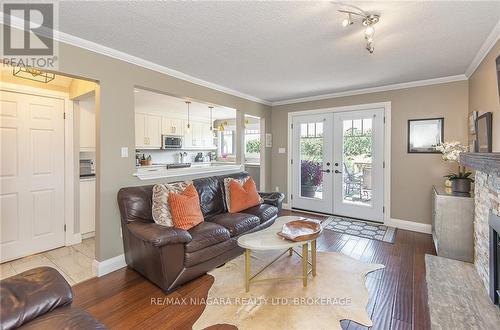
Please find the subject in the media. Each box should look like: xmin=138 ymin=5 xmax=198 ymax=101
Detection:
xmin=291 ymin=108 xmax=385 ymax=222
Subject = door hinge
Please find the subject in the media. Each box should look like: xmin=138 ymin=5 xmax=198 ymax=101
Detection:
xmin=64 ymin=224 xmax=67 ymax=232
xmin=291 ymin=123 xmax=293 ymax=129
xmin=63 ymin=112 xmax=66 ymax=119
xmin=383 ymin=116 xmax=386 ymax=124
xmin=382 ymin=206 xmax=385 ymax=213
xmin=291 ymin=159 xmax=293 ymax=165
xmin=291 ymin=194 xmax=293 ymax=200
xmin=383 ymin=161 xmax=385 ymax=169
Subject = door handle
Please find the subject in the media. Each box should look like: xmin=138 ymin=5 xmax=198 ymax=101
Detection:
xmin=334 ymin=170 xmax=342 ymax=174
xmin=321 ymin=169 xmax=331 ymax=173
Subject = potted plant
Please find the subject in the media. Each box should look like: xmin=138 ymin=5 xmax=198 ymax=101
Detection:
xmin=436 ymin=142 xmax=473 ymax=193
xmin=300 ymin=160 xmax=323 ymax=197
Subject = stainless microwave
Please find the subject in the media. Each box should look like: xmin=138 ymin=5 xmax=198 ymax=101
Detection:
xmin=162 ymin=135 xmax=183 ymax=149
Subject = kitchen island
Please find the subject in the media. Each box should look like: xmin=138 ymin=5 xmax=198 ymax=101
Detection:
xmin=134 ymin=162 xmax=244 ymax=181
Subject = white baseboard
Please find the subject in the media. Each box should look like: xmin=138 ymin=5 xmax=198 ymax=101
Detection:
xmin=92 ymin=254 xmax=126 ymax=277
xmin=386 ymin=218 xmax=432 ymax=234
xmin=82 ymin=231 xmax=95 ymax=240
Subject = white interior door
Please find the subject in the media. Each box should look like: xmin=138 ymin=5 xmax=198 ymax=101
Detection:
xmin=291 ymin=114 xmax=334 ymax=214
xmin=333 ymin=109 xmax=385 ymax=222
xmin=0 ymin=91 xmax=65 ymax=262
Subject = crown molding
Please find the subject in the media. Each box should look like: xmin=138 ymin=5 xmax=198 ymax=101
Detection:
xmin=1 ymin=16 xmax=272 ymax=106
xmin=271 ymin=74 xmax=468 ymax=106
xmin=465 ymin=19 xmax=500 ymax=78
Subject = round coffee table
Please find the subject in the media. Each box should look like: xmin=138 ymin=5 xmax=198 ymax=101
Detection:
xmin=237 ymin=215 xmax=322 ymax=292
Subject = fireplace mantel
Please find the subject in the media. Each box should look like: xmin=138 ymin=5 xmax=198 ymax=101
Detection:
xmin=459 ymin=153 xmax=500 ymax=177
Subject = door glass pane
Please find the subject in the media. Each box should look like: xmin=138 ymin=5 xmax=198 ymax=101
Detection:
xmin=342 ymin=118 xmax=373 ymax=206
xmin=300 ymin=122 xmax=324 ymax=199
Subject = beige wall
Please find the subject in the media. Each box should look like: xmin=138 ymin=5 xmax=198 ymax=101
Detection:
xmin=0 ymin=25 xmax=272 ymax=262
xmin=271 ymin=81 xmax=469 ymax=225
xmin=469 ymin=40 xmax=500 ymax=151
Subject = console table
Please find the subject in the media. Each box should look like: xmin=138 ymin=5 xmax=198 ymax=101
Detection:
xmin=432 ymin=186 xmax=474 ymax=262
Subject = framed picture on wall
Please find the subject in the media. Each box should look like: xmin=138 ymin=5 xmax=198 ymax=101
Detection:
xmin=476 ymin=112 xmax=492 ymax=152
xmin=407 ymin=118 xmax=444 ymax=153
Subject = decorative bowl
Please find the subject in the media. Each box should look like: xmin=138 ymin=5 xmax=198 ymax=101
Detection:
xmin=277 ymin=218 xmax=322 ymax=242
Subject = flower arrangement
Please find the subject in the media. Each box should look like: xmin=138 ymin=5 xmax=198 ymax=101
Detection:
xmin=436 ymin=141 xmax=474 ymax=183
xmin=435 ymin=141 xmax=468 ymax=162
xmin=301 ymin=160 xmax=323 ymax=186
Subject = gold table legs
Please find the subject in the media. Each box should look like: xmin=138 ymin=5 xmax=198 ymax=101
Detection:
xmin=302 ymin=243 xmax=308 ymax=287
xmin=244 ymin=239 xmax=317 ymax=292
xmin=245 ymin=249 xmax=251 ymax=292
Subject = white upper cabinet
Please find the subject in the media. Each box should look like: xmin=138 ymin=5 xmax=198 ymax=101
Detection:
xmin=79 ymin=96 xmax=96 ymax=151
xmin=187 ymin=120 xmax=214 ymax=147
xmin=161 ymin=117 xmax=184 ymax=136
xmin=136 ymin=110 xmax=214 ymax=149
xmin=136 ymin=113 xmax=161 ymax=149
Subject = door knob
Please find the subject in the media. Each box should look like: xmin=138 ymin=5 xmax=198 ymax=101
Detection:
xmin=326 ymin=162 xmax=331 ymax=166
xmin=334 ymin=163 xmax=339 ymax=166
xmin=321 ymin=169 xmax=331 ymax=173
xmin=334 ymin=170 xmax=342 ymax=174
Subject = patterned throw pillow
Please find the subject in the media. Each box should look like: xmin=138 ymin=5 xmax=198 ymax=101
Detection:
xmin=152 ymin=181 xmax=192 ymax=226
xmin=223 ymin=177 xmax=262 ymax=212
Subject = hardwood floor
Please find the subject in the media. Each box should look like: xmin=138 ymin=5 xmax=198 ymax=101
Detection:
xmin=73 ymin=210 xmax=436 ymax=330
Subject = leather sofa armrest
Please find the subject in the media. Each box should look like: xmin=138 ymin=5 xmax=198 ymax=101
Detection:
xmin=127 ymin=221 xmax=192 ymax=247
xmin=259 ymin=192 xmax=285 ymax=210
xmin=0 ymin=267 xmax=73 ymax=330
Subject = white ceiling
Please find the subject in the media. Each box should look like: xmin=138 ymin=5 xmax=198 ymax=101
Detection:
xmin=58 ymin=1 xmax=500 ymax=103
xmin=134 ymin=89 xmax=236 ymax=120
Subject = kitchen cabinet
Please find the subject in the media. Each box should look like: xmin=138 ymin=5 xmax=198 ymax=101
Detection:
xmin=80 ymin=178 xmax=95 ymax=238
xmin=79 ymin=95 xmax=95 ymax=151
xmin=135 ymin=113 xmax=162 ymax=148
xmin=186 ymin=120 xmax=214 ymax=148
xmin=161 ymin=117 xmax=184 ymax=136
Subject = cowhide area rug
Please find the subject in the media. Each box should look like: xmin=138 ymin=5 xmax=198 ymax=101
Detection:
xmin=193 ymin=250 xmax=384 ymax=330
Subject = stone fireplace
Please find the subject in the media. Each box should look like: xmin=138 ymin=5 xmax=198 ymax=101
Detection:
xmin=460 ymin=153 xmax=500 ymax=304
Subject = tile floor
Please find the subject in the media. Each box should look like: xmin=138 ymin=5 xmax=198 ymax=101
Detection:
xmin=0 ymin=238 xmax=96 ymax=285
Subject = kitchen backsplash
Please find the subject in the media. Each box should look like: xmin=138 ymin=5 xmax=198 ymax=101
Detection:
xmin=136 ymin=149 xmax=213 ymax=164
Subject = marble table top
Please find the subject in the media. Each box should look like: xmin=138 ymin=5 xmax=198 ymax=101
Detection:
xmin=237 ymin=215 xmax=321 ymax=250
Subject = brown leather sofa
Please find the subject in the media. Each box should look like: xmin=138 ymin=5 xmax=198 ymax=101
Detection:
xmin=0 ymin=267 xmax=106 ymax=330
xmin=117 ymin=172 xmax=284 ymax=292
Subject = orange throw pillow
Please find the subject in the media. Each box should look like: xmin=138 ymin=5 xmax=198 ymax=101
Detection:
xmin=168 ymin=184 xmax=204 ymax=230
xmin=228 ymin=178 xmax=261 ymax=213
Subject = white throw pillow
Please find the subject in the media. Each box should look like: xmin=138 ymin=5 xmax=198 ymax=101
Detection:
xmin=152 ymin=181 xmax=192 ymax=226
xmin=223 ymin=177 xmax=262 ymax=212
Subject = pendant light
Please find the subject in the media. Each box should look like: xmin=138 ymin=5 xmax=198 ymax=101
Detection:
xmin=208 ymin=106 xmax=214 ymax=131
xmin=185 ymin=101 xmax=191 ymax=133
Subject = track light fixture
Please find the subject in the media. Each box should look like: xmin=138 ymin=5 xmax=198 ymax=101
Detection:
xmin=338 ymin=7 xmax=380 ymax=54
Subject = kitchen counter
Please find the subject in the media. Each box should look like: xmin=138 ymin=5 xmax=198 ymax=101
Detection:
xmin=134 ymin=163 xmax=244 ymax=180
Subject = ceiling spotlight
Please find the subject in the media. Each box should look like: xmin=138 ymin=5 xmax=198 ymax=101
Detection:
xmin=364 ymin=26 xmax=375 ymax=38
xmin=338 ymin=6 xmax=380 ymax=54
xmin=341 ymin=13 xmax=353 ymax=27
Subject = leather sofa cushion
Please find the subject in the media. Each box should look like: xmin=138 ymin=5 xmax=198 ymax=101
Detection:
xmin=208 ymin=213 xmax=260 ymax=237
xmin=192 ymin=176 xmax=225 ymax=218
xmin=186 ymin=222 xmax=231 ymax=253
xmin=184 ymin=239 xmax=238 ymax=267
xmin=19 ymin=307 xmax=107 ymax=330
xmin=242 ymin=204 xmax=279 ymax=223
xmin=1 ymin=267 xmax=73 ymax=330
